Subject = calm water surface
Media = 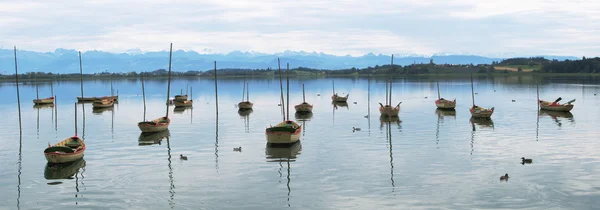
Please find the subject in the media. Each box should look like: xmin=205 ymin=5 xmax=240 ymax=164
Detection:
xmin=1 ymin=76 xmax=600 ymax=209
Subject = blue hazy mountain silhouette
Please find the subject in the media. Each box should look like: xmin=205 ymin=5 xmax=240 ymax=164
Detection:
xmin=0 ymin=48 xmax=578 ymax=74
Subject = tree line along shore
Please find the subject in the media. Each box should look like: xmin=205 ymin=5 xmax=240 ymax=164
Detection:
xmin=1 ymin=57 xmax=599 ymax=82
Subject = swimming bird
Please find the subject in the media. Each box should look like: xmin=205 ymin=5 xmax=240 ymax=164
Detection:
xmin=425 ymin=96 xmax=428 ymax=99
xmin=594 ymin=93 xmax=597 ymax=96
xmin=500 ymin=173 xmax=509 ymax=181
xmin=521 ymin=157 xmax=532 ymax=164
xmin=278 ymin=104 xmax=282 ymax=106
xmin=512 ymin=100 xmax=516 ymax=102
xmin=233 ymin=147 xmax=242 ymax=152
xmin=353 ymin=102 xmax=357 ymax=104
xmin=364 ymin=115 xmax=369 ymax=118
xmin=317 ymin=94 xmax=321 ymax=96
xmin=352 ymin=127 xmax=361 ymax=132
xmin=180 ymin=154 xmax=188 ymax=160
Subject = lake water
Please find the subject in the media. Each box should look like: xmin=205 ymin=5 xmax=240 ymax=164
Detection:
xmin=1 ymin=75 xmax=600 ymax=209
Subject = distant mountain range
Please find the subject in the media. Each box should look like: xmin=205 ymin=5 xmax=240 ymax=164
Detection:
xmin=0 ymin=48 xmax=580 ymax=74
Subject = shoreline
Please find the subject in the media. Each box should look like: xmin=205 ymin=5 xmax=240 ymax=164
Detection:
xmin=1 ymin=72 xmax=599 ymax=83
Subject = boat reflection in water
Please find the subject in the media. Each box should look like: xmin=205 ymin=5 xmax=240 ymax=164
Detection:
xmin=44 ymin=158 xmax=86 ymax=180
xmin=92 ymin=107 xmax=113 ymax=115
xmin=266 ymin=141 xmax=302 ymax=207
xmin=266 ymin=141 xmax=302 ymax=161
xmin=539 ymin=110 xmax=574 ymax=127
xmin=332 ymin=101 xmax=349 ymax=110
xmin=238 ymin=108 xmax=253 ymax=117
xmin=138 ymin=129 xmax=170 ymax=146
xmin=380 ymin=115 xmax=401 ymax=128
xmin=470 ymin=117 xmax=494 ymax=129
xmin=294 ymin=112 xmax=313 ymax=121
xmin=173 ymin=106 xmax=192 ymax=114
xmin=435 ymin=108 xmax=456 ymax=118
xmin=33 ymin=104 xmax=55 ymax=109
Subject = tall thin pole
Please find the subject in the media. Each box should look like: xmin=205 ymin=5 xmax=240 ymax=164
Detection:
xmin=302 ymin=84 xmax=306 ymax=103
xmin=278 ymin=58 xmax=285 ymax=121
xmin=286 ymin=63 xmax=290 ymax=121
xmin=536 ymin=74 xmax=540 ymax=109
xmin=79 ymin=51 xmax=84 ymax=99
xmin=332 ymin=80 xmax=335 ymax=95
xmin=385 ymin=80 xmax=389 ymax=106
xmin=214 ymin=61 xmax=218 ymax=116
xmin=36 ymin=84 xmax=39 ymax=100
xmin=470 ymin=72 xmax=475 ymax=107
xmin=436 ymin=69 xmax=441 ymax=100
xmin=110 ymin=75 xmax=114 ymax=96
xmin=50 ymin=81 xmax=54 ymax=98
xmin=141 ymin=73 xmax=146 ymax=121
xmin=186 ymin=84 xmax=188 ymax=95
xmin=389 ymin=80 xmax=393 ymax=105
xmin=191 ymin=86 xmax=193 ymax=101
xmin=166 ymin=43 xmax=173 ymax=118
xmin=241 ymin=81 xmax=246 ymax=102
xmin=246 ymin=82 xmax=249 ymax=101
xmin=54 ymin=95 xmax=58 ymax=131
xmin=74 ymin=103 xmax=78 ymax=136
xmin=14 ymin=46 xmax=22 ymax=136
xmin=368 ymin=77 xmax=371 ymax=118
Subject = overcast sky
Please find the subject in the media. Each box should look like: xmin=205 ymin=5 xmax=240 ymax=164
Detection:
xmin=1 ymin=0 xmax=598 ymax=57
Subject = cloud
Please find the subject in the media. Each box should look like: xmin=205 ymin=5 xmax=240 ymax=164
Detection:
xmin=0 ymin=0 xmax=599 ymax=57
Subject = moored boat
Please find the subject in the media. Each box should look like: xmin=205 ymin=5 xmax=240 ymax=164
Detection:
xmin=266 ymin=120 xmax=302 ymax=145
xmin=76 ymin=97 xmax=96 ymax=102
xmin=469 ymin=72 xmax=494 ymax=119
xmin=295 ymin=84 xmax=312 ymax=113
xmin=33 ymin=97 xmax=55 ymax=105
xmin=44 ymin=137 xmax=85 ymax=163
xmin=470 ymin=106 xmax=494 ymax=118
xmin=331 ymin=80 xmax=349 ymax=102
xmin=138 ymin=117 xmax=170 ymax=133
xmin=92 ymin=98 xmax=115 ymax=108
xmin=435 ymin=99 xmax=456 ymax=109
xmin=238 ymin=101 xmax=253 ymax=109
xmin=174 ymin=94 xmax=188 ymax=101
xmin=138 ymin=43 xmax=174 ymax=133
xmin=379 ymin=104 xmax=400 ymax=117
xmin=44 ymin=103 xmax=85 ymax=164
xmin=294 ymin=102 xmax=313 ymax=112
xmin=266 ymin=59 xmax=302 ymax=145
xmin=174 ymin=99 xmax=193 ymax=107
xmin=539 ymin=98 xmax=574 ymax=112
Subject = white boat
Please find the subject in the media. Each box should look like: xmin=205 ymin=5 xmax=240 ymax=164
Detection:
xmin=266 ymin=120 xmax=302 ymax=144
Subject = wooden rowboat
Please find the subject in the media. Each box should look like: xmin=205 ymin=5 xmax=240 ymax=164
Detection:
xmin=539 ymin=99 xmax=574 ymax=112
xmin=174 ymin=94 xmax=188 ymax=101
xmin=294 ymin=102 xmax=313 ymax=112
xmin=470 ymin=106 xmax=494 ymax=118
xmin=238 ymin=101 xmax=254 ymax=109
xmin=76 ymin=97 xmax=96 ymax=102
xmin=44 ymin=136 xmax=86 ymax=164
xmin=331 ymin=94 xmax=349 ymax=102
xmin=138 ymin=117 xmax=170 ymax=133
xmin=33 ymin=96 xmax=55 ymax=105
xmin=435 ymin=99 xmax=456 ymax=109
xmin=379 ymin=104 xmax=400 ymax=117
xmin=92 ymin=99 xmax=115 ymax=108
xmin=266 ymin=120 xmax=302 ymax=145
xmin=174 ymin=99 xmax=193 ymax=107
